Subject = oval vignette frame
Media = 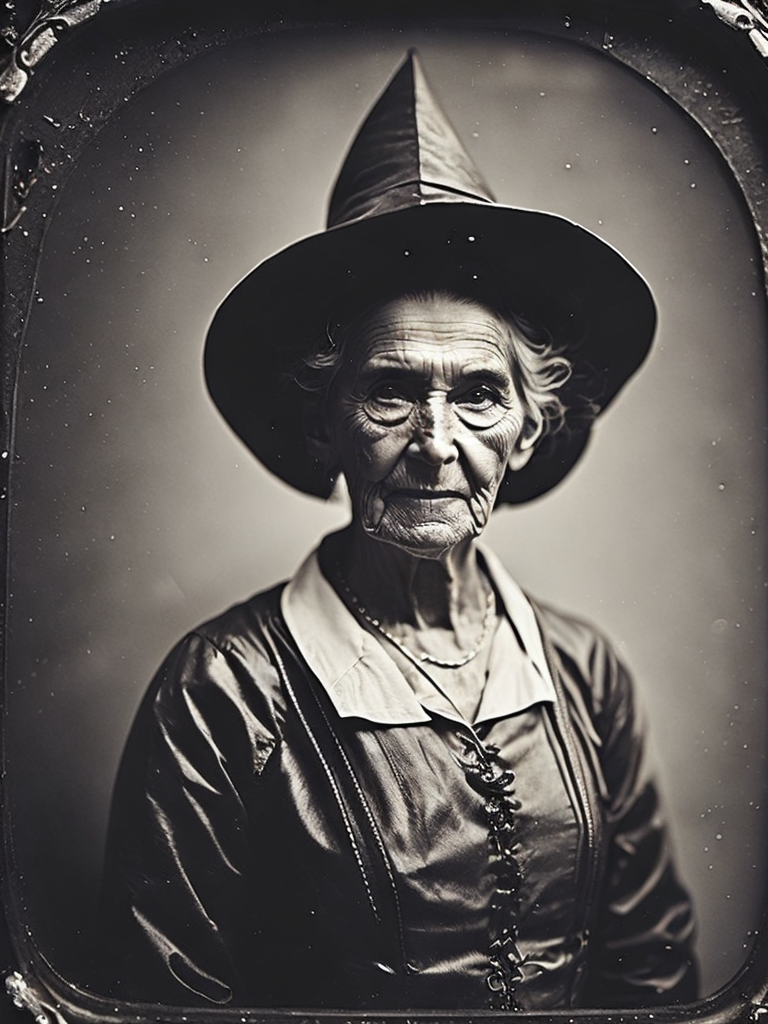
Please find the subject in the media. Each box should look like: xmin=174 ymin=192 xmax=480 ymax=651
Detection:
xmin=1 ymin=1 xmax=768 ymax=1022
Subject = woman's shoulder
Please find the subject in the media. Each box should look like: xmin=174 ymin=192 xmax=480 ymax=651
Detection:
xmin=533 ymin=598 xmax=616 ymax=662
xmin=481 ymin=547 xmax=634 ymax=725
xmin=191 ymin=581 xmax=288 ymax=658
xmin=531 ymin=598 xmax=637 ymax=734
xmin=112 ymin=586 xmax=290 ymax=824
xmin=142 ymin=582 xmax=292 ymax=732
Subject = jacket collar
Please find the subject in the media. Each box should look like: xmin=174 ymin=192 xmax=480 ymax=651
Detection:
xmin=281 ymin=542 xmax=555 ymax=726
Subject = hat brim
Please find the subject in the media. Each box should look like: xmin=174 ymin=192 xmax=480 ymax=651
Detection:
xmin=204 ymin=201 xmax=656 ymax=504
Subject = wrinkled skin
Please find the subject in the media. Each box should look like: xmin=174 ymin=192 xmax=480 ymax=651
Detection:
xmin=326 ymin=294 xmax=539 ymax=559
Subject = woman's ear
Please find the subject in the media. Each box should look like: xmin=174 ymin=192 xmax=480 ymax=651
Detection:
xmin=507 ymin=416 xmax=543 ymax=472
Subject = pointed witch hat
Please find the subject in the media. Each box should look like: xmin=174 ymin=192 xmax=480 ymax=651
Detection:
xmin=204 ymin=50 xmax=655 ymax=504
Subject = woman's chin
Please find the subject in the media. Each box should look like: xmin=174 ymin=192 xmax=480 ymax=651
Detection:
xmin=361 ymin=506 xmax=483 ymax=558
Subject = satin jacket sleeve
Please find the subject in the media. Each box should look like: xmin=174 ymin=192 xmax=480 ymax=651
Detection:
xmin=539 ymin=605 xmax=698 ymax=1007
xmin=98 ymin=627 xmax=281 ymax=1006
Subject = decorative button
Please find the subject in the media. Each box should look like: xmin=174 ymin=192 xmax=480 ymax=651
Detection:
xmin=486 ymin=972 xmax=505 ymax=992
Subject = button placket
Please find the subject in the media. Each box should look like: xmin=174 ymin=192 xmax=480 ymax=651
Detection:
xmin=454 ymin=730 xmax=525 ymax=1010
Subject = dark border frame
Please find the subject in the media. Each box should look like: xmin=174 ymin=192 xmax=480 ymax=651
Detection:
xmin=1 ymin=0 xmax=767 ymax=1021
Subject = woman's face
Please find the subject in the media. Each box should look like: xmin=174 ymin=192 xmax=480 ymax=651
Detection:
xmin=327 ymin=293 xmax=538 ymax=557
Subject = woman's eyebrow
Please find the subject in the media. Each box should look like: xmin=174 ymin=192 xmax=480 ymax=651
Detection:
xmin=458 ymin=368 xmax=513 ymax=389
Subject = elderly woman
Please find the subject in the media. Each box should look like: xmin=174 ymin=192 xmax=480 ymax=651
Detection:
xmin=99 ymin=53 xmax=697 ymax=1011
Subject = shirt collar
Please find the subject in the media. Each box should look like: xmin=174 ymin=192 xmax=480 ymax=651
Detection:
xmin=280 ymin=543 xmax=555 ymax=726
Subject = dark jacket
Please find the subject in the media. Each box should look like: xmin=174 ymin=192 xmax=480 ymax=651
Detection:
xmin=99 ymin=574 xmax=697 ymax=1011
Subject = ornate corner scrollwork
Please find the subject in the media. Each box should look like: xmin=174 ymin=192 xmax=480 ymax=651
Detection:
xmin=0 ymin=0 xmax=104 ymax=104
xmin=5 ymin=971 xmax=55 ymax=1023
xmin=702 ymin=0 xmax=768 ymax=57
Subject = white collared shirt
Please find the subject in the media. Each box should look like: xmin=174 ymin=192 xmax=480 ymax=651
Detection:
xmin=281 ymin=545 xmax=555 ymax=727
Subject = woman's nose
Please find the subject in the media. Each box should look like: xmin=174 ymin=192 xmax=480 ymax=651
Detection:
xmin=407 ymin=396 xmax=458 ymax=465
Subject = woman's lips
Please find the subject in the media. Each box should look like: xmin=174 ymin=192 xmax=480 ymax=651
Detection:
xmin=385 ymin=488 xmax=467 ymax=500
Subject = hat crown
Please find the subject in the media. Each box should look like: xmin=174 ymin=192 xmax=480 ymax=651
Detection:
xmin=327 ymin=50 xmax=495 ymax=229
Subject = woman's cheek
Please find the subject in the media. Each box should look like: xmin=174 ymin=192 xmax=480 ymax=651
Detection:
xmin=365 ymin=432 xmax=410 ymax=478
xmin=465 ymin=414 xmax=525 ymax=485
xmin=342 ymin=407 xmax=407 ymax=480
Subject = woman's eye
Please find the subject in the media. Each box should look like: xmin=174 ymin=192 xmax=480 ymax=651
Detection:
xmin=370 ymin=383 xmax=407 ymax=404
xmin=458 ymin=386 xmax=498 ymax=410
xmin=363 ymin=383 xmax=413 ymax=424
xmin=455 ymin=386 xmax=508 ymax=427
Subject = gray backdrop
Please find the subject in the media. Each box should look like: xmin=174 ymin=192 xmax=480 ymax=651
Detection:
xmin=6 ymin=27 xmax=768 ymax=998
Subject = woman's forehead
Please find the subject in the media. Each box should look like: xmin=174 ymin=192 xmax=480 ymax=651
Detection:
xmin=350 ymin=292 xmax=515 ymax=366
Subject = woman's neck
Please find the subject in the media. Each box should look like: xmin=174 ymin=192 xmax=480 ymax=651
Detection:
xmin=325 ymin=524 xmax=489 ymax=643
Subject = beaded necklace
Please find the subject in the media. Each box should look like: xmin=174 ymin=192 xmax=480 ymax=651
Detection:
xmin=334 ymin=563 xmax=497 ymax=669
